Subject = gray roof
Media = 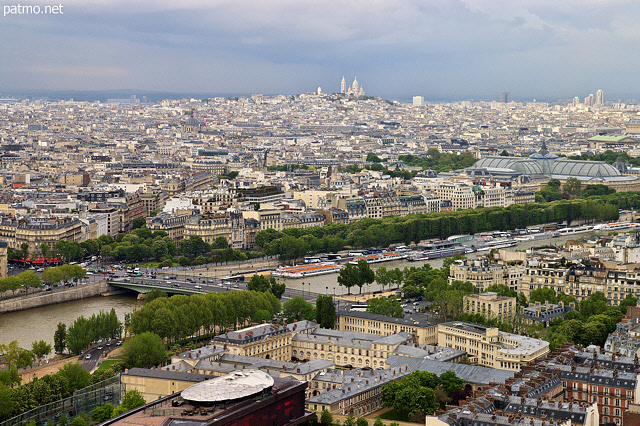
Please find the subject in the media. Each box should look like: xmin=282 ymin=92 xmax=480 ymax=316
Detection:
xmin=386 ymin=356 xmax=515 ymax=385
xmin=123 ymin=367 xmax=209 ymax=383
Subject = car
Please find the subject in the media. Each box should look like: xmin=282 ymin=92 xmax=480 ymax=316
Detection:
xmin=194 ymin=285 xmax=202 ymax=289
xmin=173 ymin=283 xmax=181 ymax=287
xmin=86 ymin=271 xmax=94 ymax=275
xmin=218 ymin=283 xmax=224 ymax=287
xmin=29 ymin=266 xmax=36 ymax=270
xmin=85 ymin=354 xmax=91 ymax=359
xmin=107 ymin=341 xmax=112 ymax=346
xmin=233 ymin=284 xmax=239 ymax=288
xmin=97 ymin=346 xmax=103 ymax=350
xmin=36 ymin=268 xmax=45 ymax=272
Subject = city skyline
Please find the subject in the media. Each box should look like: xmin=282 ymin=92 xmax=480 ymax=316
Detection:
xmin=3 ymin=1 xmax=640 ymax=99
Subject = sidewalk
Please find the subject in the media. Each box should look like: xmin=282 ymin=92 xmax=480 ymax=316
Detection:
xmin=19 ymin=356 xmax=79 ymax=385
xmin=337 ymin=289 xmax=400 ymax=304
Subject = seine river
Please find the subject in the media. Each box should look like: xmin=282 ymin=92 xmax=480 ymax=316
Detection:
xmin=0 ymin=231 xmax=604 ymax=350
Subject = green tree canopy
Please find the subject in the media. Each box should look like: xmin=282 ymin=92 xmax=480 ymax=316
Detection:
xmin=121 ymin=332 xmax=169 ymax=369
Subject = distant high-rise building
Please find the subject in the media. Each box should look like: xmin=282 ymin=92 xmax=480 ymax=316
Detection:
xmin=584 ymin=94 xmax=594 ymax=107
xmin=413 ymin=96 xmax=424 ymax=107
xmin=573 ymin=97 xmax=580 ymax=106
xmin=340 ymin=76 xmax=346 ymax=94
xmin=500 ymin=92 xmax=510 ymax=103
xmin=596 ymin=89 xmax=604 ymax=105
xmin=317 ymin=86 xmax=322 ymax=95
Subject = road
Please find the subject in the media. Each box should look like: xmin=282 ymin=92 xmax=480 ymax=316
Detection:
xmin=80 ymin=339 xmax=121 ymax=371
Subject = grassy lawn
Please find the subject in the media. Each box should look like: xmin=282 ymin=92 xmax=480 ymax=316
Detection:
xmin=377 ymin=408 xmax=410 ymax=422
xmin=96 ymin=359 xmax=121 ymax=372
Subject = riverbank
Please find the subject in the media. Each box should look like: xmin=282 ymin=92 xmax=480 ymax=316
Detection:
xmin=0 ymin=280 xmax=118 ymax=314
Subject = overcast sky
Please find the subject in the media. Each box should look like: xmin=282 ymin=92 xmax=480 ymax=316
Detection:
xmin=2 ymin=0 xmax=639 ymax=100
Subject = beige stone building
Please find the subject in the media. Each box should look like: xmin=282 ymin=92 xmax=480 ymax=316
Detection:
xmin=291 ymin=329 xmax=414 ymax=370
xmin=121 ymin=368 xmax=208 ymax=403
xmin=337 ymin=311 xmax=438 ymax=345
xmin=243 ymin=209 xmax=282 ymax=232
xmin=463 ymin=292 xmax=516 ymax=322
xmin=450 ymin=258 xmax=521 ymax=292
xmin=1 ymin=216 xmax=84 ymax=254
xmin=183 ymin=214 xmax=232 ymax=245
xmin=437 ymin=322 xmax=549 ymax=371
xmin=436 ymin=182 xmax=476 ymax=210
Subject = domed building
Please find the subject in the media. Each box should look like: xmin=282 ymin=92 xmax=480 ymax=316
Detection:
xmin=182 ymin=110 xmax=201 ymax=134
xmin=465 ymin=141 xmax=640 ymax=191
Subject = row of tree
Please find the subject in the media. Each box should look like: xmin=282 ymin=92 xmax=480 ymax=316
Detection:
xmin=55 ymin=309 xmax=123 ymax=355
xmin=129 ymin=291 xmax=281 ymax=343
xmin=255 ymin=198 xmax=620 ymax=261
xmin=0 ymin=270 xmax=41 ymax=295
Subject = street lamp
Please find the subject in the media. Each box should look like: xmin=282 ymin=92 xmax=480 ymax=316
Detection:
xmin=326 ymin=286 xmax=328 ymax=295
xmin=302 ymin=282 xmax=305 ymax=298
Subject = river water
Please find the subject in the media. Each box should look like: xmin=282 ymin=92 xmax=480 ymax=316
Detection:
xmin=0 ymin=231 xmax=607 ymax=350
xmin=0 ymin=295 xmax=141 ymax=349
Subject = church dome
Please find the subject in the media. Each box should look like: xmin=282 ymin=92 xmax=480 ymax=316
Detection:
xmin=185 ymin=116 xmax=199 ymax=127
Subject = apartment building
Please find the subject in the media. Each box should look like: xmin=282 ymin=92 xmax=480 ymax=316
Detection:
xmin=291 ymin=329 xmax=414 ymax=370
xmin=147 ymin=212 xmax=191 ymax=245
xmin=521 ymin=262 xmax=636 ymax=307
xmin=337 ymin=311 xmax=439 ymax=345
xmin=436 ymin=182 xmax=476 ymax=210
xmin=463 ymin=292 xmax=516 ymax=322
xmin=437 ymin=322 xmax=549 ymax=371
xmin=450 ymin=258 xmax=521 ymax=292
xmin=475 ymin=185 xmax=506 ymax=207
xmin=243 ymin=209 xmax=282 ymax=232
xmin=183 ymin=214 xmax=232 ymax=246
xmin=88 ymin=205 xmax=120 ymax=238
xmin=212 ymin=322 xmax=315 ymax=362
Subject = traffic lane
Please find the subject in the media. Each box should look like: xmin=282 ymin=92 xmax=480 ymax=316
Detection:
xmin=80 ymin=340 xmax=120 ymax=371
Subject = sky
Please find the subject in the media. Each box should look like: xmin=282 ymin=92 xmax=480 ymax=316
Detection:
xmin=1 ymin=0 xmax=640 ymax=100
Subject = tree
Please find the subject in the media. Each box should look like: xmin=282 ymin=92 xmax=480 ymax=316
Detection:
xmin=121 ymin=332 xmax=168 ymax=369
xmin=619 ymin=292 xmax=638 ymax=314
xmin=58 ymin=362 xmax=91 ymax=393
xmin=283 ymin=296 xmax=315 ymax=321
xmin=320 ymin=409 xmax=333 ymax=425
xmin=132 ymin=217 xmax=147 ymax=229
xmin=19 ymin=270 xmax=42 ymax=291
xmin=356 ymin=259 xmax=375 ymax=294
xmin=247 ymin=275 xmax=286 ymax=300
xmin=439 ymin=370 xmax=464 ymax=395
xmin=366 ymin=296 xmax=403 ymax=318
xmin=529 ymin=287 xmax=557 ymax=304
xmin=316 ymin=295 xmax=336 ymax=329
xmin=115 ymin=389 xmax=146 ymax=414
xmin=20 ymin=242 xmax=29 ymax=260
xmin=374 ymin=266 xmax=393 ymax=292
xmin=485 ymin=284 xmax=516 ymax=298
xmin=343 ymin=414 xmax=356 ymax=426
xmin=42 ymin=267 xmax=63 ymax=287
xmin=31 ymin=340 xmax=52 ymax=360
xmin=579 ymin=291 xmax=608 ymax=317
xmin=366 ymin=153 xmax=383 ymax=163
xmin=337 ymin=264 xmax=359 ymax=295
xmin=213 ymin=236 xmax=229 ymax=249
xmin=563 ymin=177 xmax=582 ymax=198
xmin=145 ymin=288 xmax=168 ymax=303
xmin=54 ymin=322 xmax=67 ymax=354
xmin=178 ymin=256 xmax=192 ymax=267
xmin=92 ymin=403 xmax=115 ymax=422
xmin=499 ymin=149 xmax=509 ymax=156
xmin=356 ymin=418 xmax=369 ymax=426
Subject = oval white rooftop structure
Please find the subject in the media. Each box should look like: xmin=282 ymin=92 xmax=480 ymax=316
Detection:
xmin=181 ymin=370 xmax=274 ymax=403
